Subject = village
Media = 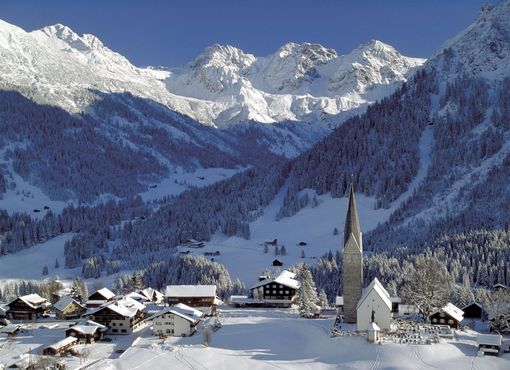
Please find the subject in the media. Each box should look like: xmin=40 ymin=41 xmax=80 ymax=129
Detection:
xmin=0 ymin=185 xmax=509 ymax=369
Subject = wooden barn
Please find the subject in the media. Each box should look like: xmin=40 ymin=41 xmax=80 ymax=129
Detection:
xmin=43 ymin=337 xmax=78 ymax=355
xmin=462 ymin=302 xmax=487 ymax=320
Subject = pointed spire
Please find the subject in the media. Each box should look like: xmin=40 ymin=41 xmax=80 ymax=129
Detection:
xmin=343 ymin=181 xmax=362 ymax=249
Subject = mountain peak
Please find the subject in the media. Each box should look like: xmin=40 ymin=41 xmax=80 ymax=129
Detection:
xmin=276 ymin=42 xmax=337 ymax=62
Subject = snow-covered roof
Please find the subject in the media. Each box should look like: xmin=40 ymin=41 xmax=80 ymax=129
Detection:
xmin=357 ymin=278 xmax=392 ymax=310
xmin=46 ymin=336 xmax=77 ymax=350
xmin=477 ymin=334 xmax=502 ymax=346
xmin=87 ymin=301 xmax=139 ymax=318
xmin=390 ymin=297 xmax=401 ymax=303
xmin=0 ymin=324 xmax=21 ymax=333
xmin=441 ymin=303 xmax=464 ymax=322
xmin=335 ymin=296 xmax=344 ymax=306
xmin=90 ymin=287 xmax=115 ymax=300
xmin=165 ymin=285 xmax=217 ymax=297
xmin=11 ymin=293 xmax=50 ymax=309
xmin=126 ymin=291 xmax=148 ymax=302
xmin=53 ymin=296 xmax=83 ymax=312
xmin=461 ymin=302 xmax=485 ymax=311
xmin=117 ymin=296 xmax=147 ymax=311
xmin=250 ymin=270 xmax=300 ymax=290
xmin=69 ymin=324 xmax=101 ymax=335
xmin=367 ymin=322 xmax=380 ymax=331
xmin=147 ymin=303 xmax=203 ymax=323
xmin=139 ymin=287 xmax=163 ymax=301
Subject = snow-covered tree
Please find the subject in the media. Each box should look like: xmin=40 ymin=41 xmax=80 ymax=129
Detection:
xmin=70 ymin=277 xmax=88 ymax=303
xmin=400 ymin=255 xmax=453 ymax=320
xmin=318 ymin=289 xmax=328 ymax=309
xmin=296 ymin=263 xmax=318 ymax=317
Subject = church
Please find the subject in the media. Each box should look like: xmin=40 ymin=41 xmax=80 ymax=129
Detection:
xmin=341 ymin=183 xmax=393 ymax=331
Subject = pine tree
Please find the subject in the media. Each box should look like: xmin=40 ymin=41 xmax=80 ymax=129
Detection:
xmin=318 ymin=289 xmax=328 ymax=309
xmin=264 ymin=244 xmax=269 ymax=254
xmin=70 ymin=277 xmax=88 ymax=303
xmin=274 ymin=245 xmax=280 ymax=256
xmin=301 ymin=249 xmax=305 ymax=258
xmin=280 ymin=245 xmax=287 ymax=256
xmin=130 ymin=271 xmax=144 ymax=290
xmin=296 ymin=263 xmax=318 ymax=317
xmin=42 ymin=264 xmax=49 ymax=276
xmin=333 ymin=227 xmax=339 ymax=235
xmin=54 ymin=258 xmax=59 ymax=269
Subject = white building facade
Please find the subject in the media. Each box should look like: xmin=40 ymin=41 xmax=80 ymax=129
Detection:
xmin=150 ymin=303 xmax=203 ymax=337
xmin=356 ymin=278 xmax=392 ymax=331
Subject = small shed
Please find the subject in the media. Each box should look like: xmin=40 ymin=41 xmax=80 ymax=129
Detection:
xmin=0 ymin=324 xmax=21 ymax=337
xmin=367 ymin=322 xmax=380 ymax=343
xmin=335 ymin=296 xmax=344 ymax=314
xmin=272 ymin=259 xmax=283 ymax=267
xmin=477 ymin=334 xmax=502 ymax=356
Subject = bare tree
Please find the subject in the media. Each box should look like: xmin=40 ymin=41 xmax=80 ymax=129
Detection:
xmin=400 ymin=255 xmax=453 ymax=320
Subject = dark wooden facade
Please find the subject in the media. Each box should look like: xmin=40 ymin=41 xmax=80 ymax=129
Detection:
xmin=85 ymin=306 xmax=143 ymax=334
xmin=7 ymin=298 xmax=48 ymax=321
xmin=462 ymin=302 xmax=487 ymax=320
xmin=66 ymin=327 xmax=102 ymax=344
xmin=167 ymin=296 xmax=215 ymax=308
xmin=430 ymin=311 xmax=461 ymax=329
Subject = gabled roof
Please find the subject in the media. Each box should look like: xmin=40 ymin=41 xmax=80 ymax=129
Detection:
xmin=68 ymin=324 xmax=102 ymax=335
xmin=89 ymin=287 xmax=115 ymax=301
xmin=441 ymin=303 xmax=464 ymax=322
xmin=147 ymin=303 xmax=203 ymax=323
xmin=461 ymin=302 xmax=485 ymax=311
xmin=86 ymin=301 xmax=139 ymax=318
xmin=367 ymin=322 xmax=380 ymax=331
xmin=0 ymin=324 xmax=21 ymax=334
xmin=46 ymin=337 xmax=77 ymax=350
xmin=126 ymin=291 xmax=149 ymax=302
xmin=357 ymin=278 xmax=392 ymax=310
xmin=117 ymin=296 xmax=146 ymax=311
xmin=165 ymin=285 xmax=217 ymax=297
xmin=54 ymin=296 xmax=84 ymax=312
xmin=250 ymin=270 xmax=300 ymax=290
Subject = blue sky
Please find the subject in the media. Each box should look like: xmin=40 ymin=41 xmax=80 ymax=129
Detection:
xmin=0 ymin=0 xmax=491 ymax=67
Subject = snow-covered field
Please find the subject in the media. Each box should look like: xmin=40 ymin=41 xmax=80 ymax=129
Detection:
xmin=56 ymin=308 xmax=510 ymax=370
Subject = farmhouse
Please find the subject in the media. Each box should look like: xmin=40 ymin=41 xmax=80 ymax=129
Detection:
xmin=430 ymin=303 xmax=464 ymax=329
xmin=249 ymin=270 xmax=300 ymax=308
xmin=66 ymin=320 xmax=106 ymax=343
xmin=84 ymin=299 xmax=144 ymax=335
xmin=165 ymin=285 xmax=220 ymax=314
xmin=53 ymin=296 xmax=86 ymax=320
xmin=356 ymin=278 xmax=392 ymax=331
xmin=6 ymin=293 xmax=51 ymax=320
xmin=148 ymin=303 xmax=203 ymax=337
xmin=86 ymin=287 xmax=116 ymax=308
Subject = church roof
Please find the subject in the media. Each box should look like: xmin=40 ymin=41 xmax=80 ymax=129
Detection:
xmin=357 ymin=278 xmax=392 ymax=311
xmin=344 ymin=182 xmax=361 ymax=249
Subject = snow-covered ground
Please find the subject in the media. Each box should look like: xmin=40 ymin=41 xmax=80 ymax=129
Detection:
xmin=139 ymin=166 xmax=246 ymax=202
xmin=85 ymin=308 xmax=509 ymax=370
xmin=185 ymin=187 xmax=391 ymax=285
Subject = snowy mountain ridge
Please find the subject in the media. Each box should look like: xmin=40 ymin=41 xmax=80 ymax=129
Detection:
xmin=0 ymin=18 xmax=424 ymax=128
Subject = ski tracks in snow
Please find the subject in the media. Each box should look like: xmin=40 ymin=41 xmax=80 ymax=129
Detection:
xmin=370 ymin=344 xmax=381 ymax=370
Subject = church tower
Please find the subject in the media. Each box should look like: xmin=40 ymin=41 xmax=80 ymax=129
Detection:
xmin=342 ymin=182 xmax=363 ymax=323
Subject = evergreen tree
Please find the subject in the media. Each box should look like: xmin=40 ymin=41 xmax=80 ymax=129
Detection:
xmin=54 ymin=258 xmax=59 ymax=269
xmin=296 ymin=263 xmax=318 ymax=317
xmin=70 ymin=276 xmax=88 ymax=303
xmin=130 ymin=271 xmax=144 ymax=290
xmin=318 ymin=289 xmax=328 ymax=309
xmin=42 ymin=264 xmax=49 ymax=276
xmin=280 ymin=245 xmax=287 ymax=256
xmin=264 ymin=244 xmax=269 ymax=254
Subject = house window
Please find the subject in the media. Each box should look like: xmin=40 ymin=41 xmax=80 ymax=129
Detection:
xmin=440 ymin=319 xmax=445 ymax=324
xmin=279 ymin=291 xmax=283 ymax=294
xmin=432 ymin=318 xmax=438 ymax=323
xmin=285 ymin=290 xmax=289 ymax=294
xmin=112 ymin=323 xmax=116 ymax=326
xmin=112 ymin=329 xmax=118 ymax=333
xmin=272 ymin=290 xmax=276 ymax=294
xmin=448 ymin=319 xmax=454 ymax=324
xmin=121 ymin=329 xmax=127 ymax=333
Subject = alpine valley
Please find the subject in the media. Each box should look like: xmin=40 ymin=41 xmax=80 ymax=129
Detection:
xmin=0 ymin=0 xmax=509 ymax=333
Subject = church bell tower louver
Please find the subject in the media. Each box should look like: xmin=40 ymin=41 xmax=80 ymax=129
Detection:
xmin=342 ymin=182 xmax=363 ymax=323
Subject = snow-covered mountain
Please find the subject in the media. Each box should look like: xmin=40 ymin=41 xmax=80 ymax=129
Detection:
xmin=165 ymin=40 xmax=424 ymax=126
xmin=0 ymin=18 xmax=423 ymax=129
xmin=429 ymin=2 xmax=510 ymax=80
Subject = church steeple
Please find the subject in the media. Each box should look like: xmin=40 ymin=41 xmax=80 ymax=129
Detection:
xmin=343 ymin=182 xmax=362 ymax=250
